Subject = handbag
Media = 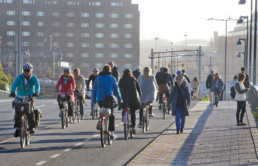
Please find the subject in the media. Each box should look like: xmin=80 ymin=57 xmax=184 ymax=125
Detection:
xmin=158 ymin=84 xmax=169 ymax=94
xmin=97 ymin=78 xmax=118 ymax=108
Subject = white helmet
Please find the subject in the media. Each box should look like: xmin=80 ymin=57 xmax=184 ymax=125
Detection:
xmin=23 ymin=63 xmax=33 ymax=70
xmin=135 ymin=66 xmax=141 ymax=71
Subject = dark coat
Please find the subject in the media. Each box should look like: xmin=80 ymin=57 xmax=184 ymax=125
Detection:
xmin=111 ymin=66 xmax=119 ymax=82
xmin=167 ymin=84 xmax=190 ymax=116
xmin=243 ymin=73 xmax=250 ymax=88
xmin=155 ymin=72 xmax=173 ymax=87
xmin=119 ymin=76 xmax=141 ymax=110
xmin=132 ymin=70 xmax=141 ymax=79
xmin=206 ymin=74 xmax=214 ymax=89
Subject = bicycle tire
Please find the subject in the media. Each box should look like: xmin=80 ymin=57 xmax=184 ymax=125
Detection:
xmin=76 ymin=99 xmax=80 ymax=123
xmin=100 ymin=119 xmax=106 ymax=148
xmin=25 ymin=117 xmax=30 ymax=146
xmin=20 ymin=116 xmax=26 ymax=149
xmin=106 ymin=118 xmax=112 ymax=145
xmin=61 ymin=110 xmax=65 ymax=129
xmin=142 ymin=109 xmax=146 ymax=133
xmin=163 ymin=102 xmax=166 ymax=119
xmin=65 ymin=110 xmax=69 ymax=127
xmin=123 ymin=112 xmax=128 ymax=140
xmin=146 ymin=107 xmax=149 ymax=131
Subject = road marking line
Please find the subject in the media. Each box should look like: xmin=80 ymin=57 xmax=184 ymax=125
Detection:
xmin=0 ymin=100 xmax=11 ymax=103
xmin=35 ymin=161 xmax=47 ymax=165
xmin=63 ymin=148 xmax=71 ymax=152
xmin=74 ymin=142 xmax=83 ymax=146
xmin=50 ymin=154 xmax=61 ymax=159
xmin=36 ymin=105 xmax=46 ymax=108
xmin=93 ymin=134 xmax=99 ymax=137
xmin=0 ymin=137 xmax=15 ymax=145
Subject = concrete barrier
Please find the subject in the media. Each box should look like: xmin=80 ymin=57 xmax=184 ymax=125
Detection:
xmin=248 ymin=85 xmax=258 ymax=112
xmin=0 ymin=90 xmax=10 ymax=99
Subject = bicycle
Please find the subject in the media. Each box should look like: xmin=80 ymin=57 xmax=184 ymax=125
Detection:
xmin=192 ymin=89 xmax=198 ymax=101
xmin=92 ymin=104 xmax=99 ymax=119
xmin=57 ymin=91 xmax=70 ymax=129
xmin=162 ymin=97 xmax=168 ymax=119
xmin=99 ymin=108 xmax=112 ymax=148
xmin=123 ymin=108 xmax=133 ymax=140
xmin=142 ymin=102 xmax=152 ymax=133
xmin=73 ymin=91 xmax=82 ymax=123
xmin=12 ymin=95 xmax=35 ymax=149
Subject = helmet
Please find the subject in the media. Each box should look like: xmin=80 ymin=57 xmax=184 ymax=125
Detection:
xmin=182 ymin=69 xmax=185 ymax=73
xmin=123 ymin=68 xmax=131 ymax=74
xmin=63 ymin=67 xmax=70 ymax=72
xmin=135 ymin=66 xmax=141 ymax=71
xmin=176 ymin=70 xmax=182 ymax=75
xmin=93 ymin=68 xmax=99 ymax=72
xmin=163 ymin=67 xmax=168 ymax=72
xmin=23 ymin=63 xmax=33 ymax=70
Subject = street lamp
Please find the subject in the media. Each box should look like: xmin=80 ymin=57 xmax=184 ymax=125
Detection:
xmin=207 ymin=17 xmax=238 ymax=100
xmin=170 ymin=42 xmax=173 ymax=73
xmin=184 ymin=34 xmax=187 ymax=50
xmin=154 ymin=37 xmax=160 ymax=70
xmin=236 ymin=38 xmax=247 ymax=67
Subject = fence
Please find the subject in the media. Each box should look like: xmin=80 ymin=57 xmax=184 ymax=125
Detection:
xmin=0 ymin=90 xmax=10 ymax=99
xmin=248 ymin=85 xmax=258 ymax=113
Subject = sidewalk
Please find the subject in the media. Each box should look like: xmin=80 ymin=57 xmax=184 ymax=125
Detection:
xmin=128 ymin=101 xmax=258 ymax=166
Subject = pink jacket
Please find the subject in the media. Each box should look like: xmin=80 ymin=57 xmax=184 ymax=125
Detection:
xmin=56 ymin=75 xmax=76 ymax=102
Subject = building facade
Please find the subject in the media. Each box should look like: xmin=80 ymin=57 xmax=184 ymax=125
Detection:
xmin=0 ymin=0 xmax=140 ymax=79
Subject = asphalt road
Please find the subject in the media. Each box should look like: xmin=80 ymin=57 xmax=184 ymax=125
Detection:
xmin=0 ymin=99 xmax=174 ymax=166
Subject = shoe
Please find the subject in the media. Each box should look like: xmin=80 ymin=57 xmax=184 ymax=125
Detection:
xmin=149 ymin=113 xmax=155 ymax=118
xmin=180 ymin=128 xmax=183 ymax=133
xmin=29 ymin=128 xmax=35 ymax=134
xmin=137 ymin=123 xmax=143 ymax=128
xmin=14 ymin=129 xmax=20 ymax=137
xmin=237 ymin=122 xmax=242 ymax=126
xmin=176 ymin=130 xmax=179 ymax=134
xmin=132 ymin=128 xmax=136 ymax=134
xmin=111 ymin=134 xmax=118 ymax=140
xmin=213 ymin=103 xmax=216 ymax=105
xmin=241 ymin=122 xmax=247 ymax=125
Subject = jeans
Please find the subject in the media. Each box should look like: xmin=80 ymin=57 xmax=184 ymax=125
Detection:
xmin=208 ymin=89 xmax=214 ymax=105
xmin=236 ymin=101 xmax=246 ymax=123
xmin=130 ymin=109 xmax=136 ymax=128
xmin=75 ymin=93 xmax=84 ymax=115
xmin=175 ymin=107 xmax=186 ymax=131
xmin=214 ymin=88 xmax=221 ymax=104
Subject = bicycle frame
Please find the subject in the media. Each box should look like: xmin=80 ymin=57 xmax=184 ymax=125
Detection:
xmin=57 ymin=92 xmax=70 ymax=128
xmin=123 ymin=108 xmax=133 ymax=139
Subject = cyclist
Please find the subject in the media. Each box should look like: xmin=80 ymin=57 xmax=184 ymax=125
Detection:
xmin=74 ymin=68 xmax=85 ymax=120
xmin=87 ymin=68 xmax=99 ymax=115
xmin=173 ymin=70 xmax=189 ymax=86
xmin=119 ymin=69 xmax=142 ymax=134
xmin=92 ymin=64 xmax=122 ymax=140
xmin=137 ymin=67 xmax=158 ymax=128
xmin=10 ymin=63 xmax=40 ymax=136
xmin=132 ymin=66 xmax=141 ymax=79
xmin=56 ymin=67 xmax=76 ymax=122
xmin=181 ymin=69 xmax=191 ymax=83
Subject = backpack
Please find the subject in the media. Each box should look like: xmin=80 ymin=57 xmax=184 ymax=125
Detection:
xmin=230 ymin=86 xmax=236 ymax=99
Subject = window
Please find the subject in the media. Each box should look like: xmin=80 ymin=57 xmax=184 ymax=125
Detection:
xmin=66 ymin=33 xmax=74 ymax=37
xmin=2 ymin=0 xmax=13 ymax=3
xmin=67 ymin=1 xmax=79 ymax=5
xmin=110 ymin=33 xmax=118 ymax=38
xmin=22 ymin=11 xmax=30 ymax=16
xmin=124 ymin=43 xmax=132 ymax=48
xmin=37 ymin=42 xmax=44 ymax=47
xmin=81 ymin=33 xmax=89 ymax=38
xmin=37 ymin=11 xmax=45 ymax=16
xmin=95 ymin=43 xmax=104 ymax=48
xmin=7 ymin=31 xmax=15 ymax=36
xmin=125 ymin=13 xmax=133 ymax=18
xmin=110 ymin=23 xmax=118 ymax=28
xmin=81 ymin=53 xmax=89 ymax=58
xmin=37 ymin=21 xmax=44 ymax=27
xmin=67 ymin=53 xmax=75 ymax=57
xmin=52 ymin=22 xmax=60 ymax=27
xmin=53 ymin=42 xmax=60 ymax=47
xmin=110 ymin=53 xmax=118 ymax=58
xmin=52 ymin=12 xmax=60 ymax=17
xmin=22 ymin=42 xmax=30 ymax=47
xmin=95 ymin=53 xmax=103 ymax=58
xmin=7 ymin=41 xmax=14 ymax=46
xmin=95 ymin=23 xmax=104 ymax=28
xmin=23 ymin=0 xmax=35 ymax=4
xmin=124 ymin=54 xmax=132 ymax=58
xmin=81 ymin=13 xmax=89 ymax=18
xmin=66 ymin=12 xmax=75 ymax=17
xmin=95 ymin=33 xmax=104 ymax=38
xmin=81 ymin=43 xmax=89 ymax=48
xmin=7 ymin=11 xmax=15 ymax=16
xmin=125 ymin=24 xmax=132 ymax=28
xmin=96 ymin=13 xmax=104 ymax=18
xmin=89 ymin=2 xmax=101 ymax=6
xmin=110 ymin=13 xmax=118 ymax=18
xmin=81 ymin=63 xmax=89 ymax=68
xmin=124 ymin=64 xmax=132 ymax=69
xmin=66 ymin=42 xmax=74 ymax=47
xmin=96 ymin=63 xmax=103 ymax=68
xmin=124 ymin=34 xmax=132 ymax=38
xmin=7 ymin=21 xmax=15 ymax=26
xmin=22 ymin=21 xmax=30 ymax=26
xmin=45 ymin=0 xmax=57 ymax=5
xmin=81 ymin=23 xmax=89 ymax=28
xmin=110 ymin=43 xmax=118 ymax=48
xmin=37 ymin=32 xmax=44 ymax=36
xmin=66 ymin=22 xmax=74 ymax=27
xmin=53 ymin=32 xmax=60 ymax=37
xmin=111 ymin=2 xmax=122 ymax=6
xmin=22 ymin=31 xmax=30 ymax=36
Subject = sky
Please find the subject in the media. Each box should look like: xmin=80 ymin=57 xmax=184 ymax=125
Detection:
xmin=131 ymin=0 xmax=250 ymax=43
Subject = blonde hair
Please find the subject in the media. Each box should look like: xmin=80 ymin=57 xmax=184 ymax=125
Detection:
xmin=143 ymin=67 xmax=152 ymax=79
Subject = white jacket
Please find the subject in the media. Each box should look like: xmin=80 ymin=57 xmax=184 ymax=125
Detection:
xmin=234 ymin=81 xmax=247 ymax=101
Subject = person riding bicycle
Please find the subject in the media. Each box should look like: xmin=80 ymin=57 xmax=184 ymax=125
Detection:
xmin=137 ymin=67 xmax=158 ymax=128
xmin=92 ymin=64 xmax=122 ymax=140
xmin=156 ymin=67 xmax=173 ymax=111
xmin=56 ymin=67 xmax=76 ymax=122
xmin=119 ymin=69 xmax=142 ymax=134
xmin=10 ymin=63 xmax=40 ymax=137
xmin=173 ymin=70 xmax=189 ymax=86
xmin=87 ymin=68 xmax=99 ymax=115
xmin=74 ymin=68 xmax=85 ymax=120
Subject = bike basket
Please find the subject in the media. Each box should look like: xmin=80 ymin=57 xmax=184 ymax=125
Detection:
xmin=99 ymin=108 xmax=111 ymax=116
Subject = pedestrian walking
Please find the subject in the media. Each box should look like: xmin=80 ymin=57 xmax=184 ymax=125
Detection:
xmin=241 ymin=67 xmax=250 ymax=88
xmin=182 ymin=69 xmax=191 ymax=83
xmin=230 ymin=75 xmax=238 ymax=100
xmin=132 ymin=66 xmax=141 ymax=80
xmin=235 ymin=73 xmax=249 ymax=126
xmin=211 ymin=73 xmax=224 ymax=107
xmin=206 ymin=69 xmax=215 ymax=106
xmin=109 ymin=61 xmax=119 ymax=82
xmin=191 ymin=76 xmax=200 ymax=100
xmin=167 ymin=75 xmax=190 ymax=134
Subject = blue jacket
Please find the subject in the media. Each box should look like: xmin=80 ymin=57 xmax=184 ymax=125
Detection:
xmin=167 ymin=84 xmax=190 ymax=116
xmin=211 ymin=79 xmax=224 ymax=91
xmin=11 ymin=74 xmax=40 ymax=97
xmin=92 ymin=74 xmax=122 ymax=104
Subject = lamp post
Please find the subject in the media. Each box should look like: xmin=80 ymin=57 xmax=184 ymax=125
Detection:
xmin=184 ymin=34 xmax=187 ymax=50
xmin=155 ymin=37 xmax=159 ymax=72
xmin=49 ymin=34 xmax=54 ymax=78
xmin=170 ymin=42 xmax=173 ymax=73
xmin=207 ymin=17 xmax=238 ymax=100
xmin=237 ymin=38 xmax=247 ymax=67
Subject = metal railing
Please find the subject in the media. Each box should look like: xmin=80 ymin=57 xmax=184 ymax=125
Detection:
xmin=0 ymin=90 xmax=10 ymax=99
xmin=248 ymin=84 xmax=258 ymax=111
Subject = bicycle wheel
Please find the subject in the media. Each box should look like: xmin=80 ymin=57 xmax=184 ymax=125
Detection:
xmin=20 ymin=116 xmax=26 ymax=149
xmin=106 ymin=118 xmax=112 ymax=145
xmin=146 ymin=107 xmax=149 ymax=131
xmin=100 ymin=118 xmax=106 ymax=148
xmin=142 ymin=109 xmax=146 ymax=133
xmin=61 ymin=109 xmax=65 ymax=129
xmin=124 ymin=112 xmax=129 ymax=140
xmin=25 ymin=118 xmax=30 ymax=146
xmin=65 ymin=110 xmax=69 ymax=127
xmin=163 ymin=102 xmax=166 ymax=119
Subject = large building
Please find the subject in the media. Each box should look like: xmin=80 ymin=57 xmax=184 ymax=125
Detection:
xmin=0 ymin=0 xmax=140 ymax=79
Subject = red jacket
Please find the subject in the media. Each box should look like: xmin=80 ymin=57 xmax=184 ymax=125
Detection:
xmin=56 ymin=75 xmax=76 ymax=102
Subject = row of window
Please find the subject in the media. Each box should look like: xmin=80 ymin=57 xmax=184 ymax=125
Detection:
xmin=80 ymin=63 xmax=131 ymax=69
xmin=6 ymin=10 xmax=133 ymax=18
xmin=66 ymin=53 xmax=133 ymax=59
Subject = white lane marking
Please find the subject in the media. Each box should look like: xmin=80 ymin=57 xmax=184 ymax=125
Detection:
xmin=50 ymin=154 xmax=61 ymax=159
xmin=0 ymin=100 xmax=11 ymax=103
xmin=74 ymin=142 xmax=83 ymax=146
xmin=36 ymin=105 xmax=46 ymax=108
xmin=0 ymin=137 xmax=15 ymax=145
xmin=63 ymin=148 xmax=71 ymax=152
xmin=93 ymin=134 xmax=99 ymax=137
xmin=35 ymin=161 xmax=47 ymax=165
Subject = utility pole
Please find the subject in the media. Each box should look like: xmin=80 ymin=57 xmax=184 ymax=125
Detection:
xmin=42 ymin=51 xmax=45 ymax=99
xmin=58 ymin=48 xmax=62 ymax=77
xmin=198 ymin=46 xmax=202 ymax=82
xmin=151 ymin=49 xmax=154 ymax=74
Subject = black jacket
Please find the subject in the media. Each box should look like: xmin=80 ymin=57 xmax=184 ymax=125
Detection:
xmin=182 ymin=74 xmax=190 ymax=83
xmin=243 ymin=73 xmax=250 ymax=88
xmin=132 ymin=70 xmax=141 ymax=80
xmin=206 ymin=74 xmax=214 ymax=89
xmin=156 ymin=72 xmax=173 ymax=87
xmin=112 ymin=66 xmax=119 ymax=82
xmin=119 ymin=76 xmax=141 ymax=110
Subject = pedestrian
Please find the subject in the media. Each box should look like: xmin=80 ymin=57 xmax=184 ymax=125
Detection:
xmin=167 ymin=75 xmax=190 ymax=134
xmin=230 ymin=75 xmax=238 ymax=100
xmin=191 ymin=76 xmax=200 ymax=100
xmin=230 ymin=75 xmax=238 ymax=87
xmin=173 ymin=70 xmax=189 ymax=86
xmin=206 ymin=69 xmax=215 ymax=106
xmin=109 ymin=61 xmax=119 ymax=82
xmin=211 ymin=73 xmax=224 ymax=107
xmin=241 ymin=67 xmax=250 ymax=88
xmin=182 ymin=69 xmax=191 ymax=83
xmin=235 ymin=73 xmax=249 ymax=126
xmin=132 ymin=66 xmax=141 ymax=79
xmin=137 ymin=67 xmax=158 ymax=128
xmin=119 ymin=69 xmax=141 ymax=134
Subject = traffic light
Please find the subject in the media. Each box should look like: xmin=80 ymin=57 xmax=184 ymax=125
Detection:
xmin=40 ymin=93 xmax=43 ymax=99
